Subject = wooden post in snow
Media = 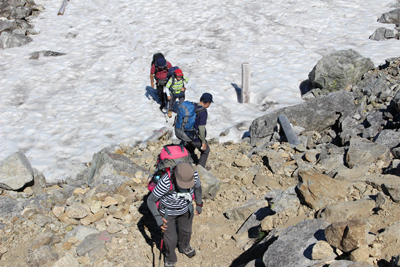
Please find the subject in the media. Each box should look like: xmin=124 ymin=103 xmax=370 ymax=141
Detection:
xmin=58 ymin=0 xmax=69 ymax=15
xmin=241 ymin=63 xmax=250 ymax=103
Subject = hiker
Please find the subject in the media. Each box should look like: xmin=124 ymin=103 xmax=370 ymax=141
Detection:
xmin=185 ymin=93 xmax=213 ymax=168
xmin=147 ymin=162 xmax=203 ymax=267
xmin=166 ymin=68 xmax=189 ymax=118
xmin=150 ymin=56 xmax=173 ymax=111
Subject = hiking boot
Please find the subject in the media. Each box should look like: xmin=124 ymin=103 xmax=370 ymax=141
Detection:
xmin=168 ymin=111 xmax=172 ymax=118
xmin=182 ymin=247 xmax=196 ymax=258
xmin=164 ymin=261 xmax=175 ymax=267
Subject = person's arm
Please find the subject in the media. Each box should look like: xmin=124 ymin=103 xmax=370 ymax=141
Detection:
xmin=166 ymin=78 xmax=172 ymax=98
xmin=198 ymin=125 xmax=206 ymax=144
xmin=150 ymin=65 xmax=155 ymax=88
xmin=147 ymin=192 xmax=163 ymax=226
xmin=194 ymin=172 xmax=203 ymax=214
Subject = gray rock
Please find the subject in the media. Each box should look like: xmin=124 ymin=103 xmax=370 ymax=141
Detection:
xmin=250 ymin=90 xmax=356 ymax=145
xmin=88 ymin=149 xmax=149 ymax=186
xmin=318 ymin=199 xmax=375 ymax=223
xmin=0 ymin=151 xmax=34 ymax=190
xmin=308 ymin=49 xmax=374 ymax=92
xmin=32 ymin=168 xmax=46 ymax=195
xmin=370 ymin=27 xmax=399 ymax=41
xmin=269 ymin=186 xmax=300 ymax=214
xmin=346 ymin=136 xmax=391 ymax=169
xmin=76 ymin=231 xmax=112 ymax=256
xmin=382 ymin=183 xmax=400 ymax=203
xmin=377 ymin=8 xmax=400 ymax=24
xmin=0 ymin=196 xmax=24 ymax=217
xmin=224 ymin=198 xmax=268 ymax=221
xmin=194 ymin=165 xmax=221 ymax=200
xmin=0 ymin=20 xmax=15 ymax=32
xmin=0 ymin=31 xmax=32 ymax=48
xmin=374 ymin=129 xmax=400 ymax=149
xmin=263 ymin=149 xmax=285 ymax=174
xmin=26 ymin=245 xmax=58 ymax=267
xmin=329 ymin=260 xmax=373 ymax=267
xmin=64 ymin=225 xmax=100 ymax=242
xmin=262 ymin=219 xmax=329 ymax=267
xmin=65 ymin=164 xmax=88 ymax=186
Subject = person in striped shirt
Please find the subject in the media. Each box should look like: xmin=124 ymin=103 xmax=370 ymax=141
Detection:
xmin=166 ymin=69 xmax=189 ymax=118
xmin=147 ymin=162 xmax=203 ymax=267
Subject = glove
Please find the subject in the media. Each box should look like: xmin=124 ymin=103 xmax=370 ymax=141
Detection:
xmin=196 ymin=205 xmax=202 ymax=215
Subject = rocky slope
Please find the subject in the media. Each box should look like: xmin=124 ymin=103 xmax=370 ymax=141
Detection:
xmin=1 ymin=50 xmax=400 ymax=267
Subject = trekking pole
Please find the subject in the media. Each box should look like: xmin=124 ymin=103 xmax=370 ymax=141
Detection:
xmin=158 ymin=227 xmax=165 ymax=267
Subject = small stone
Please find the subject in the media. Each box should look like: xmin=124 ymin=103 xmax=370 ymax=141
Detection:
xmin=52 ymin=206 xmax=65 ymax=218
xmin=102 ymin=197 xmax=118 ymax=207
xmin=65 ymin=225 xmax=74 ymax=232
xmin=62 ymin=242 xmax=72 ymax=250
xmin=311 ymin=240 xmax=334 ymax=260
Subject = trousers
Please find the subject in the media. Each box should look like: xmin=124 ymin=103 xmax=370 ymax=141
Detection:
xmin=186 ymin=140 xmax=210 ymax=168
xmin=163 ymin=211 xmax=194 ymax=264
xmin=168 ymin=91 xmax=185 ymax=111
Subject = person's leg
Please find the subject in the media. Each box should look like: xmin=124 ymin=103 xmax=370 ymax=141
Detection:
xmin=163 ymin=215 xmax=178 ymax=264
xmin=178 ymin=92 xmax=185 ymax=104
xmin=169 ymin=94 xmax=177 ymax=112
xmin=177 ymin=211 xmax=194 ymax=254
xmin=197 ymin=141 xmax=210 ymax=168
xmin=185 ymin=142 xmax=199 ymax=165
xmin=157 ymin=84 xmax=166 ymax=110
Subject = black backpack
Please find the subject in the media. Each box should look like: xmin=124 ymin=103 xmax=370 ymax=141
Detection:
xmin=151 ymin=53 xmax=165 ymax=67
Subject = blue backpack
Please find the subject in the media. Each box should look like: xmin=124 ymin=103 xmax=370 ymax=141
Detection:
xmin=174 ymin=101 xmax=205 ymax=142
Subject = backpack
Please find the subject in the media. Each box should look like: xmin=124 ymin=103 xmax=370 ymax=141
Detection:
xmin=151 ymin=53 xmax=169 ymax=85
xmin=166 ymin=66 xmax=185 ymax=90
xmin=147 ymin=144 xmax=193 ymax=195
xmin=174 ymin=101 xmax=206 ymax=142
xmin=147 ymin=145 xmax=195 ymax=211
xmin=151 ymin=53 xmax=165 ymax=67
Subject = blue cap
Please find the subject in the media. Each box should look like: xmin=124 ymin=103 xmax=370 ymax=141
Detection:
xmin=156 ymin=58 xmax=167 ymax=67
xmin=201 ymin=93 xmax=213 ymax=103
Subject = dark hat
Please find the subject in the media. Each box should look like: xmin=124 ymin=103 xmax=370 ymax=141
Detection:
xmin=174 ymin=162 xmax=195 ymax=189
xmin=201 ymin=92 xmax=213 ymax=103
xmin=156 ymin=57 xmax=167 ymax=67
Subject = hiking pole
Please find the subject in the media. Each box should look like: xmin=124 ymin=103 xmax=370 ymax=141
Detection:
xmin=158 ymin=228 xmax=165 ymax=267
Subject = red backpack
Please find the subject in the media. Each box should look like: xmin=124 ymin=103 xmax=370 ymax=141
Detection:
xmin=147 ymin=145 xmax=193 ymax=194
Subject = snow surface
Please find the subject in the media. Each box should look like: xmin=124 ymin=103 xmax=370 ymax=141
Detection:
xmin=1 ymin=0 xmax=399 ymax=183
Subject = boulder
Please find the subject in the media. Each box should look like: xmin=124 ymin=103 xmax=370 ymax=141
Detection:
xmin=194 ymin=165 xmax=221 ymax=200
xmin=308 ymin=49 xmax=374 ymax=92
xmin=250 ymin=90 xmax=357 ymax=145
xmin=373 ymin=129 xmax=400 ymax=149
xmin=0 ymin=196 xmax=24 ymax=217
xmin=263 ymin=149 xmax=285 ymax=174
xmin=318 ymin=199 xmax=375 ymax=223
xmin=346 ymin=137 xmax=391 ymax=169
xmin=297 ymin=170 xmax=350 ymax=210
xmin=262 ymin=219 xmax=329 ymax=267
xmin=0 ymin=151 xmax=34 ymax=190
xmin=325 ymin=219 xmax=367 ymax=252
xmin=0 ymin=31 xmax=32 ymax=49
xmin=269 ymin=186 xmax=300 ymax=214
xmin=370 ymin=27 xmax=398 ymax=41
xmin=76 ymin=231 xmax=112 ymax=257
xmin=382 ymin=183 xmax=400 ymax=203
xmin=88 ymin=149 xmax=149 ymax=187
xmin=224 ymin=198 xmax=268 ymax=221
xmin=377 ymin=8 xmax=400 ymax=24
